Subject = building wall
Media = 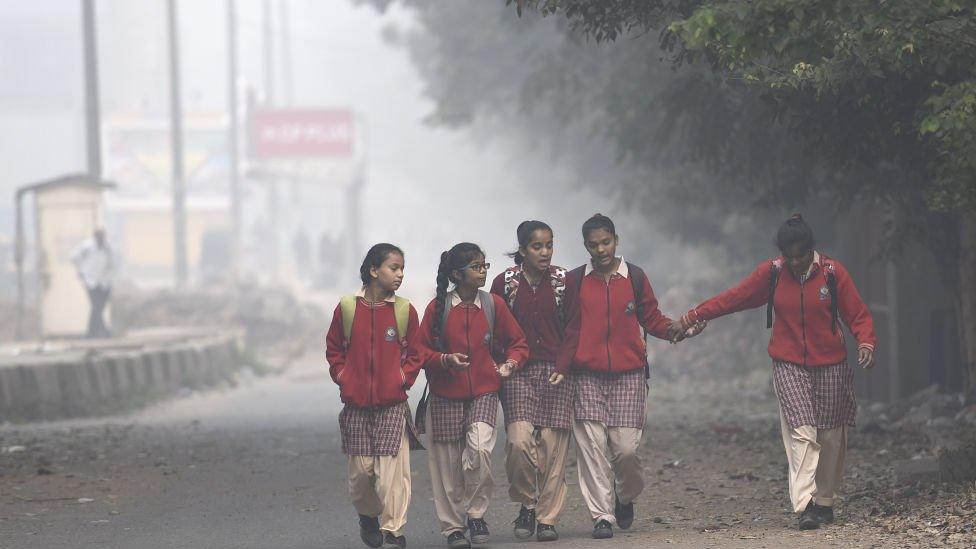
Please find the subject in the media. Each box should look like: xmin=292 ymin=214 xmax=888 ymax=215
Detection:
xmin=833 ymin=200 xmax=962 ymax=402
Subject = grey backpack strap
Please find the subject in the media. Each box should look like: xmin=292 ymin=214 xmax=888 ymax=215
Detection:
xmin=479 ymin=290 xmax=495 ymax=350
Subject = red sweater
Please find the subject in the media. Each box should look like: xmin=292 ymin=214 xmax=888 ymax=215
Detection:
xmin=325 ymin=298 xmax=424 ymax=408
xmin=418 ymin=293 xmax=529 ymax=400
xmin=556 ymin=261 xmax=673 ymax=375
xmin=683 ymin=254 xmax=876 ymax=367
xmin=490 ymin=268 xmax=563 ymax=363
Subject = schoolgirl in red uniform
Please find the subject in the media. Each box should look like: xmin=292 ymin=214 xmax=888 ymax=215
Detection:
xmin=325 ymin=243 xmax=423 ymax=549
xmin=416 ymin=242 xmax=529 ymax=549
xmin=490 ymin=220 xmax=570 ymax=542
xmin=677 ymin=214 xmax=876 ymax=530
xmin=556 ymin=214 xmax=701 ymax=539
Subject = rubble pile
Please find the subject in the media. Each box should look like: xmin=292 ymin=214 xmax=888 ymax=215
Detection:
xmin=113 ymin=283 xmax=325 ymax=368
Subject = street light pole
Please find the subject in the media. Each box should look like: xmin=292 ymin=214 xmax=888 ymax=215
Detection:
xmin=167 ymin=0 xmax=188 ymax=287
xmin=227 ymin=0 xmax=242 ymax=277
xmin=81 ymin=0 xmax=102 ymax=178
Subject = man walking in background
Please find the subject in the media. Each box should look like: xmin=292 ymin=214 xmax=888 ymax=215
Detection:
xmin=71 ymin=228 xmax=114 ymax=338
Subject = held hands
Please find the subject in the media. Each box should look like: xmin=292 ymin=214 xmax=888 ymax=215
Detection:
xmin=667 ymin=319 xmax=708 ymax=343
xmin=858 ymin=347 xmax=875 ymax=370
xmin=444 ymin=353 xmax=470 ymax=370
xmin=495 ymin=361 xmax=514 ymax=378
xmin=548 ymin=372 xmax=565 ymax=385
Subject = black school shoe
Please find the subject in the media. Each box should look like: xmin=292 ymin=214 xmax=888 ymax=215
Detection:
xmin=359 ymin=515 xmax=384 ymax=548
xmin=513 ymin=506 xmax=536 ymax=539
xmin=447 ymin=531 xmax=470 ymax=549
xmin=592 ymin=519 xmax=613 ymax=539
xmin=615 ymin=497 xmax=635 ymax=529
xmin=382 ymin=532 xmax=407 ymax=548
xmin=810 ymin=502 xmax=835 ymax=524
xmin=467 ymin=518 xmax=490 ymax=545
xmin=798 ymin=502 xmax=821 ymax=530
xmin=536 ymin=523 xmax=558 ymax=542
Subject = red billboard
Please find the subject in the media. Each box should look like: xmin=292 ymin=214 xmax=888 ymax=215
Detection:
xmin=250 ymin=109 xmax=354 ymax=158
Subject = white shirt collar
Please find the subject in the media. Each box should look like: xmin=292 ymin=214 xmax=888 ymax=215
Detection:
xmin=584 ymin=256 xmax=629 ymax=278
xmin=355 ymin=286 xmax=396 ymax=303
xmin=450 ymin=290 xmax=483 ymax=309
xmin=803 ymin=251 xmax=821 ymax=279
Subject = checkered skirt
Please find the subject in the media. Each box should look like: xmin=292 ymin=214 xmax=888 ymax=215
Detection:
xmin=500 ymin=360 xmax=572 ymax=429
xmin=772 ymin=361 xmax=857 ymax=430
xmin=338 ymin=402 xmax=420 ymax=456
xmin=573 ymin=368 xmax=647 ymax=429
xmin=419 ymin=392 xmax=499 ymax=442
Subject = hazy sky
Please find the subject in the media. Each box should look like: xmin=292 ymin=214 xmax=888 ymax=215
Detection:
xmin=0 ymin=0 xmax=668 ymax=301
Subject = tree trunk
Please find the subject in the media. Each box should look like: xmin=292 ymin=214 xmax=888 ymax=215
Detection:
xmin=958 ymin=211 xmax=976 ymax=403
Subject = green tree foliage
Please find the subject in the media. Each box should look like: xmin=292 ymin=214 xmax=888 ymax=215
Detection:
xmin=519 ymin=0 xmax=976 ymax=214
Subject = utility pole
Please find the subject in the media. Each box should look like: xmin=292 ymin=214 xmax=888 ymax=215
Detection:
xmin=81 ymin=0 xmax=102 ymax=178
xmin=262 ymin=0 xmax=279 ymax=280
xmin=167 ymin=0 xmax=188 ymax=287
xmin=227 ymin=0 xmax=241 ymax=277
xmin=279 ymin=0 xmax=294 ymax=106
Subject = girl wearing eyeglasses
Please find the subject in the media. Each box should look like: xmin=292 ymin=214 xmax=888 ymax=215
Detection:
xmin=416 ymin=242 xmax=529 ymax=549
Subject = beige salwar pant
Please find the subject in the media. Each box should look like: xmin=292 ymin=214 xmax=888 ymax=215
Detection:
xmin=573 ymin=419 xmax=644 ymax=524
xmin=427 ymin=409 xmax=498 ymax=537
xmin=505 ymin=421 xmax=571 ymax=525
xmin=347 ymin=429 xmax=411 ymax=536
xmin=778 ymin=405 xmax=848 ymax=513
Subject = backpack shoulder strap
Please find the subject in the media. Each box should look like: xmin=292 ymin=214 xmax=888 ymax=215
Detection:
xmin=503 ymin=267 xmax=521 ymax=309
xmin=767 ymin=259 xmax=783 ymax=329
xmin=339 ymin=295 xmax=358 ymax=345
xmin=480 ymin=290 xmax=496 ymax=330
xmin=626 ymin=262 xmax=647 ymax=317
xmin=393 ymin=296 xmax=410 ymax=342
xmin=549 ymin=266 xmax=568 ymax=322
xmin=821 ymin=258 xmax=839 ymax=334
xmin=569 ymin=265 xmax=586 ymax=300
xmin=479 ymin=290 xmax=496 ymax=353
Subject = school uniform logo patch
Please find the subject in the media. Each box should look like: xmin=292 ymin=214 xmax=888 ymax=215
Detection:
xmin=819 ymin=286 xmax=830 ymax=301
xmin=483 ymin=332 xmax=492 ymax=346
xmin=625 ymin=301 xmax=636 ymax=315
xmin=385 ymin=327 xmax=397 ymax=342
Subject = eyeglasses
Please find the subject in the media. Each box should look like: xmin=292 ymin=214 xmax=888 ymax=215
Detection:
xmin=465 ymin=262 xmax=491 ymax=272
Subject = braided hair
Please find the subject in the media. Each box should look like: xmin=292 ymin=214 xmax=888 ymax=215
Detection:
xmin=433 ymin=242 xmax=486 ymax=344
xmin=506 ymin=220 xmax=552 ymax=265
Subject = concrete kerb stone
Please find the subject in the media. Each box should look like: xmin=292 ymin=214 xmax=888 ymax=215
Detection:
xmin=0 ymin=329 xmax=249 ymax=422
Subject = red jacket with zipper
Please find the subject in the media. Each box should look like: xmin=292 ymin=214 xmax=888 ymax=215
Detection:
xmin=418 ymin=293 xmax=529 ymax=400
xmin=682 ymin=254 xmax=876 ymax=367
xmin=556 ymin=261 xmax=673 ymax=375
xmin=489 ymin=267 xmax=564 ymax=363
xmin=325 ymin=298 xmax=424 ymax=408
